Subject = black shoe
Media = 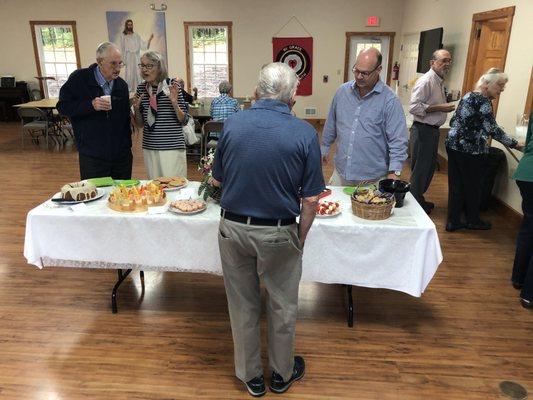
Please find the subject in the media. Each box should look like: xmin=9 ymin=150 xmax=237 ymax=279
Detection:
xmin=520 ymin=298 xmax=532 ymax=309
xmin=445 ymin=222 xmax=466 ymax=232
xmin=270 ymin=356 xmax=305 ymax=394
xmin=423 ymin=201 xmax=435 ymax=210
xmin=245 ymin=376 xmax=266 ymax=397
xmin=466 ymin=220 xmax=492 ymax=230
xmin=512 ymin=281 xmax=523 ymax=290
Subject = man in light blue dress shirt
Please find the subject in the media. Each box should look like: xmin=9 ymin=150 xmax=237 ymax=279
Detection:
xmin=322 ymin=48 xmax=408 ymax=184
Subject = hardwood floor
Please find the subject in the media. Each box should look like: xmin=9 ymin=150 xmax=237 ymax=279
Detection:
xmin=0 ymin=121 xmax=531 ymax=399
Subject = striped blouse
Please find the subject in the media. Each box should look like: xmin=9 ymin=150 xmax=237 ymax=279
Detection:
xmin=136 ymin=79 xmax=189 ymax=151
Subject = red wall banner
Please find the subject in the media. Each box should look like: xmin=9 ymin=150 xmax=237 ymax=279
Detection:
xmin=273 ymin=37 xmax=313 ymax=96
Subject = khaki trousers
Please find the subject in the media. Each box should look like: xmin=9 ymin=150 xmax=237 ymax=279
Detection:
xmin=329 ymin=168 xmax=384 ymax=186
xmin=143 ymin=149 xmax=187 ymax=179
xmin=218 ymin=218 xmax=302 ymax=382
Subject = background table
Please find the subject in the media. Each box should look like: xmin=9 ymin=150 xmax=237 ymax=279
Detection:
xmin=14 ymin=98 xmax=58 ymax=109
xmin=24 ymin=183 xmax=443 ymax=323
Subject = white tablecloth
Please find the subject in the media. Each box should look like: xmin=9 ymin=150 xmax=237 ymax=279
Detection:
xmin=24 ymin=183 xmax=442 ymax=297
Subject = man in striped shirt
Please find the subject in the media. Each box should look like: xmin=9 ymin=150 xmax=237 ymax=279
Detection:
xmin=210 ymin=81 xmax=240 ymax=140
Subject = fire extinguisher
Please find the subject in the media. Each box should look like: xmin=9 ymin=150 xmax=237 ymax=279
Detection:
xmin=392 ymin=62 xmax=400 ymax=80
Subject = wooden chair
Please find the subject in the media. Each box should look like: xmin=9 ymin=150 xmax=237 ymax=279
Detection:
xmin=201 ymin=120 xmax=224 ymax=157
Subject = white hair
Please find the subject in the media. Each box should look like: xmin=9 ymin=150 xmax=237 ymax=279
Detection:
xmin=475 ymin=67 xmax=508 ymax=91
xmin=96 ymin=42 xmax=118 ymax=59
xmin=141 ymin=50 xmax=168 ymax=83
xmin=219 ymin=80 xmax=232 ymax=94
xmin=255 ymin=62 xmax=298 ymax=104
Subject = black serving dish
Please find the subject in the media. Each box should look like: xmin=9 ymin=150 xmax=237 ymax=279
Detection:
xmin=379 ymin=179 xmax=410 ymax=208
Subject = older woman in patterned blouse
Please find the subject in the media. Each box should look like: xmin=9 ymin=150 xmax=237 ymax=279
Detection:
xmin=445 ymin=68 xmax=524 ymax=232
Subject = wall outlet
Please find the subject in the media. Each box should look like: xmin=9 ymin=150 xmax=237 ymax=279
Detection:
xmin=305 ymin=107 xmax=317 ymax=116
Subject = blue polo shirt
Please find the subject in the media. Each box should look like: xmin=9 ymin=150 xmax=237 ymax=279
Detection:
xmin=212 ymin=98 xmax=325 ymax=219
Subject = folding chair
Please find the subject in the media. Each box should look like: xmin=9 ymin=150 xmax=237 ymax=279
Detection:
xmin=17 ymin=107 xmax=54 ymax=148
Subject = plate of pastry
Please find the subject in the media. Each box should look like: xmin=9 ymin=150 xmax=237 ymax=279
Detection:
xmin=151 ymin=176 xmax=188 ymax=191
xmin=169 ymin=199 xmax=207 ymax=215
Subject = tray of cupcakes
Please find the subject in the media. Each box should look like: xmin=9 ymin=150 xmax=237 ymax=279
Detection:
xmin=108 ymin=182 xmax=166 ymax=212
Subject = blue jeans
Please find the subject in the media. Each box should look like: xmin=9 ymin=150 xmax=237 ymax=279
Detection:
xmin=512 ymin=180 xmax=533 ymax=301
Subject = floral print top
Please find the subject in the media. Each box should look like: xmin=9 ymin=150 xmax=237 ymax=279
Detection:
xmin=445 ymin=91 xmax=517 ymax=154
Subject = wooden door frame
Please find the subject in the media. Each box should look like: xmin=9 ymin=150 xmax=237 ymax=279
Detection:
xmin=183 ymin=21 xmax=233 ymax=94
xmin=344 ymin=32 xmax=395 ymax=85
xmin=30 ymin=21 xmax=81 ymax=96
xmin=461 ymin=6 xmax=515 ymax=115
xmin=524 ymin=67 xmax=533 ymax=116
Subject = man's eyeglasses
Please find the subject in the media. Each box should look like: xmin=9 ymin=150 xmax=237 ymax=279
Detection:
xmin=138 ymin=63 xmax=155 ymax=70
xmin=107 ymin=61 xmax=125 ymax=68
xmin=352 ymin=64 xmax=381 ymax=77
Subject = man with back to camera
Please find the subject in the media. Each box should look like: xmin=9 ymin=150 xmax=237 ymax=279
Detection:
xmin=409 ymin=49 xmax=455 ymax=214
xmin=321 ymin=47 xmax=408 ymax=185
xmin=210 ymin=62 xmax=325 ymax=397
xmin=57 ymin=42 xmax=132 ymax=180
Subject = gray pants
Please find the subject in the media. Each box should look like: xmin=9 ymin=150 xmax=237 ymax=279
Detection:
xmin=218 ymin=217 xmax=302 ymax=383
xmin=409 ymin=123 xmax=440 ymax=205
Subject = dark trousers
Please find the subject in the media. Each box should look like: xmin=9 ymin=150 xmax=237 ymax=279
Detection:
xmin=410 ymin=122 xmax=440 ymax=205
xmin=79 ymin=149 xmax=133 ymax=180
xmin=512 ymin=180 xmax=533 ymax=301
xmin=446 ymin=147 xmax=486 ymax=224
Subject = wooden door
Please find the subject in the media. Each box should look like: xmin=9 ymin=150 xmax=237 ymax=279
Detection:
xmin=462 ymin=7 xmax=514 ymax=114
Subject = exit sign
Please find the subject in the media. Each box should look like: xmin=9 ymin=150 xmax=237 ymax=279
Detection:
xmin=366 ymin=16 xmax=380 ymax=27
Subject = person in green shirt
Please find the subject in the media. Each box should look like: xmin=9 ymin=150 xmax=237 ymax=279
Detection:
xmin=512 ymin=111 xmax=533 ymax=309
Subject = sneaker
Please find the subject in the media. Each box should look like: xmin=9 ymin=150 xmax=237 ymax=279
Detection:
xmin=245 ymin=375 xmax=266 ymax=397
xmin=270 ymin=356 xmax=305 ymax=394
xmin=520 ymin=298 xmax=532 ymax=309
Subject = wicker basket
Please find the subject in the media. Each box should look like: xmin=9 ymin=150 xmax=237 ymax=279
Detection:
xmin=350 ymin=195 xmax=395 ymax=220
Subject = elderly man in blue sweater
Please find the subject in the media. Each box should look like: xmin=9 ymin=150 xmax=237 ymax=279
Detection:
xmin=58 ymin=42 xmax=132 ymax=180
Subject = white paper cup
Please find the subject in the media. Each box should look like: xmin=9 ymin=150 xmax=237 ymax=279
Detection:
xmin=101 ymin=95 xmax=112 ymax=109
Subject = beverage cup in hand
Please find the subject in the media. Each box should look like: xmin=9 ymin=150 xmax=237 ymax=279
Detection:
xmin=100 ymin=95 xmax=112 ymax=110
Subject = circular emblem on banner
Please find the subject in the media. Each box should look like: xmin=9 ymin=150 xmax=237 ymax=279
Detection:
xmin=276 ymin=45 xmax=311 ymax=80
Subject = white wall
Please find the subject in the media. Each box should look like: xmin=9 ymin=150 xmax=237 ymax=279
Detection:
xmin=0 ymin=0 xmax=406 ymax=119
xmin=400 ymin=0 xmax=533 ymax=212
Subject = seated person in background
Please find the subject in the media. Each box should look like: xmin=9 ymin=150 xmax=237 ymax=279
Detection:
xmin=209 ymin=80 xmax=240 ymax=140
xmin=176 ymin=78 xmax=196 ymax=105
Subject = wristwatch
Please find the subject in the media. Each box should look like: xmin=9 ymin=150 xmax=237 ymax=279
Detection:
xmin=389 ymin=170 xmax=401 ymax=177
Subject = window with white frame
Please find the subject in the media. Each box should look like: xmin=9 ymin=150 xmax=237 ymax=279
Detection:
xmin=184 ymin=22 xmax=233 ymax=98
xmin=30 ymin=22 xmax=80 ymax=98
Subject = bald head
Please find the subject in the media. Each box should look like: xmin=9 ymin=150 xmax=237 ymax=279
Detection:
xmin=356 ymin=47 xmax=382 ymax=70
xmin=353 ymin=47 xmax=383 ymax=94
xmin=430 ymin=49 xmax=452 ymax=77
